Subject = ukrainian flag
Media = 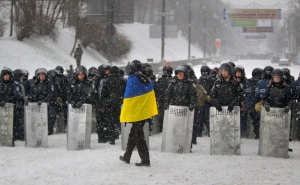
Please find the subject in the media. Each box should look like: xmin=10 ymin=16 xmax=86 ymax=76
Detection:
xmin=120 ymin=75 xmax=158 ymax=122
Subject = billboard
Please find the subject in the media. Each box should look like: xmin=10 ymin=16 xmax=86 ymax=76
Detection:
xmin=224 ymin=9 xmax=281 ymax=19
xmin=245 ymin=35 xmax=267 ymax=40
xmin=232 ymin=19 xmax=272 ymax=27
xmin=242 ymin=27 xmax=273 ymax=33
xmin=149 ymin=25 xmax=178 ymax=38
xmin=87 ymin=0 xmax=134 ymax=24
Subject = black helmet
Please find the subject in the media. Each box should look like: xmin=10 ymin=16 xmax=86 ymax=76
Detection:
xmin=1 ymin=67 xmax=13 ymax=81
xmin=98 ymin=64 xmax=111 ymax=76
xmin=252 ymin=68 xmax=262 ymax=77
xmin=162 ymin=66 xmax=173 ymax=75
xmin=119 ymin=68 xmax=125 ymax=77
xmin=55 ymin=66 xmax=64 ymax=75
xmin=47 ymin=69 xmax=58 ymax=81
xmin=24 ymin=70 xmax=29 ymax=79
xmin=13 ymin=69 xmax=25 ymax=80
xmin=36 ymin=68 xmax=48 ymax=76
xmin=263 ymin=66 xmax=274 ymax=79
xmin=143 ymin=67 xmax=154 ymax=77
xmin=141 ymin=63 xmax=151 ymax=70
xmin=234 ymin=65 xmax=245 ymax=78
xmin=201 ymin=66 xmax=210 ymax=76
xmin=182 ymin=64 xmax=195 ymax=79
xmin=88 ymin=67 xmax=98 ymax=77
xmin=228 ymin=61 xmax=236 ymax=68
xmin=272 ymin=69 xmax=284 ymax=83
xmin=130 ymin=60 xmax=142 ymax=74
xmin=175 ymin=65 xmax=187 ymax=75
xmin=282 ymin=68 xmax=290 ymax=76
xmin=210 ymin=69 xmax=217 ymax=77
xmin=75 ymin=66 xmax=87 ymax=76
xmin=219 ymin=63 xmax=234 ymax=77
xmin=110 ymin=66 xmax=119 ymax=75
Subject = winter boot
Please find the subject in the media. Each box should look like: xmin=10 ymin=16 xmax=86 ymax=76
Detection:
xmin=119 ymin=156 xmax=130 ymax=164
xmin=135 ymin=162 xmax=150 ymax=167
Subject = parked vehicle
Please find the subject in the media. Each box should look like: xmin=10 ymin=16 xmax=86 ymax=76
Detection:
xmin=271 ymin=56 xmax=280 ymax=63
xmin=279 ymin=58 xmax=290 ymax=66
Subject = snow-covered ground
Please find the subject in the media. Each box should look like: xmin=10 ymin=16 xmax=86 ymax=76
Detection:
xmin=1 ymin=132 xmax=300 ymax=185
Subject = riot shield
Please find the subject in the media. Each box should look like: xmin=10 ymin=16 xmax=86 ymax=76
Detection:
xmin=54 ymin=110 xmax=65 ymax=133
xmin=161 ymin=105 xmax=194 ymax=153
xmin=210 ymin=106 xmax=241 ymax=155
xmin=258 ymin=107 xmax=291 ymax=158
xmin=67 ymin=104 xmax=92 ymax=150
xmin=91 ymin=106 xmax=97 ymax=133
xmin=0 ymin=103 xmax=14 ymax=147
xmin=121 ymin=122 xmax=149 ymax=151
xmin=25 ymin=103 xmax=48 ymax=148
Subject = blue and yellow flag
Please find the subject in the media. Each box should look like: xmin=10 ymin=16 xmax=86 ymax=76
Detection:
xmin=120 ymin=75 xmax=158 ymax=122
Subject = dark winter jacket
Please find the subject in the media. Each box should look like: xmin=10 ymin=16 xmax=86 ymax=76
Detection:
xmin=199 ymin=75 xmax=214 ymax=95
xmin=291 ymin=77 xmax=300 ymax=100
xmin=210 ymin=77 xmax=240 ymax=107
xmin=236 ymin=78 xmax=252 ymax=111
xmin=86 ymin=76 xmax=100 ymax=108
xmin=255 ymin=78 xmax=271 ymax=103
xmin=68 ymin=78 xmax=92 ymax=108
xmin=264 ymin=81 xmax=292 ymax=108
xmin=164 ymin=76 xmax=197 ymax=109
xmin=0 ymin=80 xmax=25 ymax=108
xmin=248 ymin=76 xmax=261 ymax=106
xmin=55 ymin=74 xmax=70 ymax=98
xmin=29 ymin=79 xmax=58 ymax=104
xmin=156 ymin=74 xmax=173 ymax=107
xmin=100 ymin=73 xmax=126 ymax=109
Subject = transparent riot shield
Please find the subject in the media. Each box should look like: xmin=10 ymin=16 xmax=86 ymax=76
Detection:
xmin=25 ymin=103 xmax=48 ymax=148
xmin=67 ymin=104 xmax=92 ymax=150
xmin=258 ymin=107 xmax=291 ymax=158
xmin=245 ymin=111 xmax=255 ymax=139
xmin=91 ymin=106 xmax=97 ymax=133
xmin=210 ymin=106 xmax=241 ymax=155
xmin=54 ymin=110 xmax=65 ymax=133
xmin=121 ymin=122 xmax=149 ymax=151
xmin=161 ymin=105 xmax=194 ymax=153
xmin=0 ymin=103 xmax=14 ymax=147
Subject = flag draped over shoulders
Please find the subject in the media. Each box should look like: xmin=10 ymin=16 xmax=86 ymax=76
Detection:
xmin=120 ymin=75 xmax=158 ymax=122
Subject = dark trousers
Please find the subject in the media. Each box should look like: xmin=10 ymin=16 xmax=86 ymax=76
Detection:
xmin=193 ymin=106 xmax=206 ymax=136
xmin=250 ymin=108 xmax=260 ymax=137
xmin=123 ymin=121 xmax=150 ymax=164
xmin=13 ymin=107 xmax=24 ymax=140
xmin=48 ymin=104 xmax=57 ymax=135
xmin=158 ymin=106 xmax=165 ymax=133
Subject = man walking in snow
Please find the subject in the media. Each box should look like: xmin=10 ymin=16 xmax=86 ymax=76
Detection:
xmin=74 ymin=44 xmax=83 ymax=67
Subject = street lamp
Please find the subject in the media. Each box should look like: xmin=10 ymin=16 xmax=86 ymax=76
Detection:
xmin=202 ymin=5 xmax=207 ymax=59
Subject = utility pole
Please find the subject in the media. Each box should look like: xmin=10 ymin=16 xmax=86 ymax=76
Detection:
xmin=188 ymin=0 xmax=192 ymax=62
xmin=203 ymin=5 xmax=207 ymax=59
xmin=107 ymin=0 xmax=114 ymax=65
xmin=161 ymin=0 xmax=166 ymax=64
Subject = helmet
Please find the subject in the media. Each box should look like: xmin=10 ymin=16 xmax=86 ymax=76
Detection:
xmin=201 ymin=66 xmax=210 ymax=76
xmin=143 ymin=67 xmax=154 ymax=77
xmin=163 ymin=66 xmax=173 ymax=75
xmin=110 ymin=66 xmax=119 ymax=75
xmin=219 ymin=63 xmax=234 ymax=77
xmin=130 ymin=60 xmax=142 ymax=74
xmin=182 ymin=64 xmax=195 ymax=79
xmin=118 ymin=68 xmax=125 ymax=77
xmin=263 ymin=66 xmax=274 ymax=79
xmin=98 ymin=64 xmax=111 ymax=76
xmin=228 ymin=61 xmax=236 ymax=68
xmin=75 ymin=66 xmax=87 ymax=76
xmin=36 ymin=68 xmax=48 ymax=76
xmin=88 ymin=67 xmax=98 ymax=77
xmin=210 ymin=69 xmax=217 ymax=77
xmin=1 ymin=67 xmax=13 ymax=81
xmin=23 ymin=70 xmax=29 ymax=79
xmin=47 ymin=69 xmax=58 ymax=81
xmin=13 ymin=69 xmax=25 ymax=79
xmin=271 ymin=69 xmax=284 ymax=83
xmin=55 ymin=66 xmax=64 ymax=75
xmin=141 ymin=63 xmax=151 ymax=70
xmin=252 ymin=68 xmax=262 ymax=77
xmin=234 ymin=65 xmax=245 ymax=78
xmin=282 ymin=68 xmax=290 ymax=76
xmin=175 ymin=65 xmax=187 ymax=75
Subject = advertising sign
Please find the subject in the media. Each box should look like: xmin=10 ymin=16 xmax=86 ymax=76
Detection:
xmin=242 ymin=27 xmax=273 ymax=33
xmin=224 ymin=9 xmax=281 ymax=19
xmin=245 ymin=35 xmax=267 ymax=39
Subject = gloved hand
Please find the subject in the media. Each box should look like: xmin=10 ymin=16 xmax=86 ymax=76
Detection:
xmin=228 ymin=105 xmax=234 ymax=112
xmin=37 ymin=101 xmax=43 ymax=106
xmin=284 ymin=106 xmax=290 ymax=113
xmin=71 ymin=103 xmax=77 ymax=109
xmin=215 ymin=105 xmax=222 ymax=112
xmin=264 ymin=105 xmax=270 ymax=112
xmin=25 ymin=100 xmax=29 ymax=106
xmin=188 ymin=106 xmax=194 ymax=111
xmin=0 ymin=101 xmax=5 ymax=107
